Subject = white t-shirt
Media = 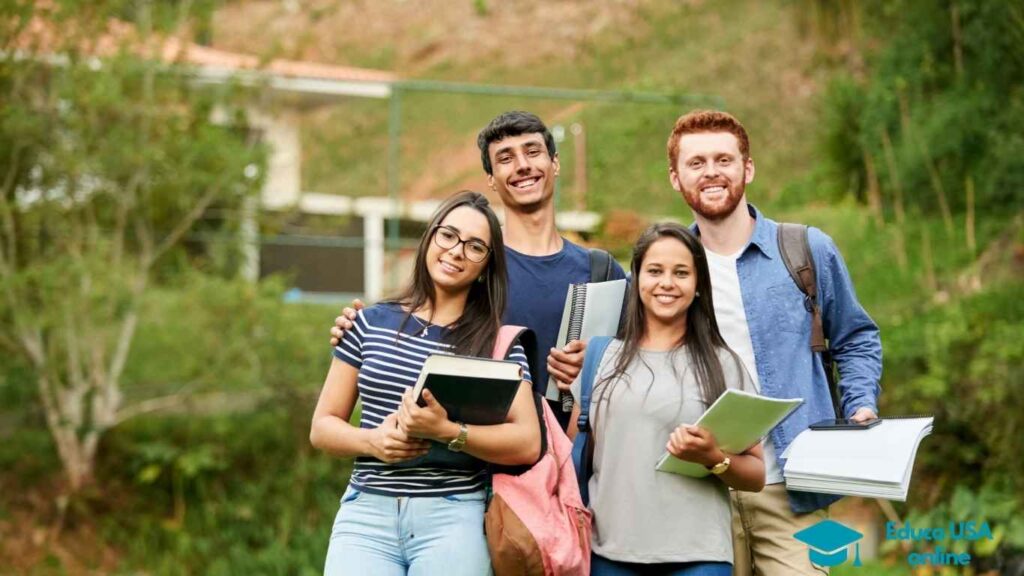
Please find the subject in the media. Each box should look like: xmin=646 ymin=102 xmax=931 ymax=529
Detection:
xmin=706 ymin=248 xmax=784 ymax=484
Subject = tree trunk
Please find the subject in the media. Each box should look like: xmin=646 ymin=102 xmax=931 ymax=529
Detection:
xmin=38 ymin=374 xmax=99 ymax=492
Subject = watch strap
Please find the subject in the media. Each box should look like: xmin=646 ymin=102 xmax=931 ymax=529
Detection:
xmin=709 ymin=456 xmax=731 ymax=475
xmin=447 ymin=422 xmax=468 ymax=452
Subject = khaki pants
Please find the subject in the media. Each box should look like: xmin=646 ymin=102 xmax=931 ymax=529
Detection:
xmin=731 ymin=484 xmax=829 ymax=576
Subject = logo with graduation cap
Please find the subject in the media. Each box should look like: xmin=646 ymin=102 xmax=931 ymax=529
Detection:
xmin=794 ymin=519 xmax=864 ymax=568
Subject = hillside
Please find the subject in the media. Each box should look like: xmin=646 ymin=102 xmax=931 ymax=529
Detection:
xmin=209 ymin=0 xmax=831 ymax=219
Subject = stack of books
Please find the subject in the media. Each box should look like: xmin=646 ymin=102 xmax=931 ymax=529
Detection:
xmin=782 ymin=417 xmax=934 ymax=500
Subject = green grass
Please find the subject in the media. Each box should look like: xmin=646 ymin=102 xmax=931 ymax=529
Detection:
xmin=299 ymin=0 xmax=833 ymax=222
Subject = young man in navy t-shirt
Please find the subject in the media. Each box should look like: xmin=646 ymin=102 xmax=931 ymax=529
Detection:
xmin=332 ymin=111 xmax=625 ymax=430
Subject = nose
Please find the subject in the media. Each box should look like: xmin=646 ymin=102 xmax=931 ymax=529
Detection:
xmin=447 ymin=241 xmax=466 ymax=259
xmin=513 ymin=152 xmax=530 ymax=173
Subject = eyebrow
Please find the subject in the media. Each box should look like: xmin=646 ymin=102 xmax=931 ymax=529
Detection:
xmin=440 ymin=224 xmax=488 ymax=245
xmin=645 ymin=262 xmax=692 ymax=268
xmin=493 ymin=139 xmax=545 ymax=156
xmin=687 ymin=151 xmax=736 ymax=161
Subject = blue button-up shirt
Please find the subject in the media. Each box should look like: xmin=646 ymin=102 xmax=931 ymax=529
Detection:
xmin=694 ymin=204 xmax=883 ymax=513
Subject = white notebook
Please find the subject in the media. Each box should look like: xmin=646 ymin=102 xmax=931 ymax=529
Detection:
xmin=782 ymin=417 xmax=934 ymax=501
xmin=544 ymin=278 xmax=627 ymax=401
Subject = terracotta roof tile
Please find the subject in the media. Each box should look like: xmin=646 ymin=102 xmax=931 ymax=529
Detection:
xmin=14 ymin=13 xmax=396 ymax=85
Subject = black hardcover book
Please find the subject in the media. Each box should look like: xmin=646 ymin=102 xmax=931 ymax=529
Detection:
xmin=412 ymin=354 xmax=523 ymax=425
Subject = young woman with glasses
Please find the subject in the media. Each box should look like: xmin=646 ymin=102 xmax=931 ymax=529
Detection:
xmin=310 ymin=190 xmax=541 ymax=575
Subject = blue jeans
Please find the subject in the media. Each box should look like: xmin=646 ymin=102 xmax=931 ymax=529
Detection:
xmin=592 ymin=553 xmax=733 ymax=576
xmin=324 ymin=485 xmax=492 ymax=576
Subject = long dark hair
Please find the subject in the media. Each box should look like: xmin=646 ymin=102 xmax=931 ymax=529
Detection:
xmin=388 ymin=190 xmax=507 ymax=357
xmin=595 ymin=223 xmax=743 ymax=414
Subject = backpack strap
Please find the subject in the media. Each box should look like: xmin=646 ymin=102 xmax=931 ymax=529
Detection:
xmin=576 ymin=336 xmax=613 ymax=435
xmin=777 ymin=223 xmax=826 ymax=353
xmin=571 ymin=335 xmax=613 ymax=506
xmin=491 ymin=325 xmax=547 ymax=469
xmin=589 ymin=248 xmax=614 ymax=283
xmin=778 ymin=223 xmax=842 ymax=417
xmin=492 ymin=325 xmax=541 ymax=393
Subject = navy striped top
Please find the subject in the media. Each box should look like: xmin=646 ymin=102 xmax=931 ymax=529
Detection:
xmin=333 ymin=302 xmax=531 ymax=497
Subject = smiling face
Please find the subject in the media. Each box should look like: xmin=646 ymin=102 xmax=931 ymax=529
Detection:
xmin=637 ymin=236 xmax=698 ymax=330
xmin=486 ymin=133 xmax=559 ymax=214
xmin=425 ymin=205 xmax=492 ymax=294
xmin=669 ymin=131 xmax=754 ymax=221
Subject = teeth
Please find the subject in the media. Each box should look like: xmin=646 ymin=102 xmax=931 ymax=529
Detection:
xmin=703 ymin=186 xmax=725 ymax=193
xmin=440 ymin=261 xmax=462 ymax=273
xmin=655 ymin=295 xmax=678 ymax=303
xmin=513 ymin=178 xmax=539 ymax=189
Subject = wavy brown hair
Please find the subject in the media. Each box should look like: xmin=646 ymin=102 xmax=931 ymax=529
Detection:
xmin=595 ymin=223 xmax=744 ymax=417
xmin=388 ymin=190 xmax=507 ymax=357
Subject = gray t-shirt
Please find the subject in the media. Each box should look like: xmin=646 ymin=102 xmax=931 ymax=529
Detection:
xmin=571 ymin=340 xmax=754 ymax=564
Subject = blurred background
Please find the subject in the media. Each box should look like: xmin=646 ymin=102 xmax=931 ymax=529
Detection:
xmin=1 ymin=0 xmax=1022 ymax=574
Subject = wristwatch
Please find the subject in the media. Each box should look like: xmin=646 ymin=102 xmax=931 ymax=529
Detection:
xmin=709 ymin=456 xmax=731 ymax=475
xmin=447 ymin=422 xmax=468 ymax=452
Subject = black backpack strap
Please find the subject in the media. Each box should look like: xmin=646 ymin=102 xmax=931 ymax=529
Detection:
xmin=778 ymin=223 xmax=841 ymax=416
xmin=777 ymin=223 xmax=826 ymax=353
xmin=589 ymin=248 xmax=614 ymax=283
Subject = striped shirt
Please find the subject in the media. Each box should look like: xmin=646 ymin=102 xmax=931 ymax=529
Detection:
xmin=333 ymin=302 xmax=531 ymax=497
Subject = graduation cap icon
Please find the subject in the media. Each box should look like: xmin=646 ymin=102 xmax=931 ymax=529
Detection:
xmin=794 ymin=519 xmax=864 ymax=567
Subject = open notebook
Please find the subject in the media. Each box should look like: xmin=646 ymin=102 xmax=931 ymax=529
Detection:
xmin=782 ymin=416 xmax=934 ymax=500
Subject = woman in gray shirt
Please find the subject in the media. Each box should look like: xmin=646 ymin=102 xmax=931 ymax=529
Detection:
xmin=571 ymin=223 xmax=765 ymax=576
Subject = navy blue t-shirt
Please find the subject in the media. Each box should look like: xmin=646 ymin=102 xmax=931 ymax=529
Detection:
xmin=503 ymin=238 xmax=626 ymax=397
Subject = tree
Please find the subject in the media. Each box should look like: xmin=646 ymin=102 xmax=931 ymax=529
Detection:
xmin=0 ymin=0 xmax=264 ymax=493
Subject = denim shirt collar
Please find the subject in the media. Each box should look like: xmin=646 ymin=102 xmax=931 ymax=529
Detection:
xmin=689 ymin=202 xmax=775 ymax=260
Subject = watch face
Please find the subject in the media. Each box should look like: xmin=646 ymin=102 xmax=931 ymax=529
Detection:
xmin=712 ymin=457 xmax=730 ymax=474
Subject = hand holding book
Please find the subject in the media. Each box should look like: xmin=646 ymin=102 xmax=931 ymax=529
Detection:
xmin=398 ymin=388 xmax=459 ymax=442
xmin=370 ymin=412 xmax=431 ymax=463
xmin=666 ymin=424 xmax=726 ymax=469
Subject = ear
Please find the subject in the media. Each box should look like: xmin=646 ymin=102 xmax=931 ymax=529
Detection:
xmin=487 ymin=173 xmax=495 ymax=191
xmin=744 ymin=157 xmax=756 ymax=185
xmin=552 ymin=153 xmax=560 ymax=177
xmin=669 ymin=169 xmax=682 ymax=193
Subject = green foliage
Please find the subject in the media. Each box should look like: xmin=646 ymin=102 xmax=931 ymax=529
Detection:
xmin=124 ymin=274 xmax=330 ymax=399
xmin=0 ymin=0 xmax=267 ymax=495
xmin=881 ymin=281 xmax=1024 ymax=498
xmin=891 ymin=484 xmax=1024 ymax=572
xmin=817 ymin=0 xmax=1024 ymax=216
xmin=98 ymin=407 xmax=350 ymax=575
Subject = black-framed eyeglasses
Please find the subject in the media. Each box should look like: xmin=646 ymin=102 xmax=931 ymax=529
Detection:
xmin=432 ymin=225 xmax=492 ymax=263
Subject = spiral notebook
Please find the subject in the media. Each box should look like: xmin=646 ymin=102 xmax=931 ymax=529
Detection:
xmin=544 ymin=278 xmax=627 ymax=402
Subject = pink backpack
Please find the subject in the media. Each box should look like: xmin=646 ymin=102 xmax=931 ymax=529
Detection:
xmin=484 ymin=326 xmax=592 ymax=576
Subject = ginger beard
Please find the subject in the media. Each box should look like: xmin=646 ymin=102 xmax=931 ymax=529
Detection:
xmin=680 ymin=171 xmax=747 ymax=221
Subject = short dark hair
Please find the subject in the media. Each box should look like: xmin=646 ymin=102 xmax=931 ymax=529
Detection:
xmin=477 ymin=111 xmax=557 ymax=175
